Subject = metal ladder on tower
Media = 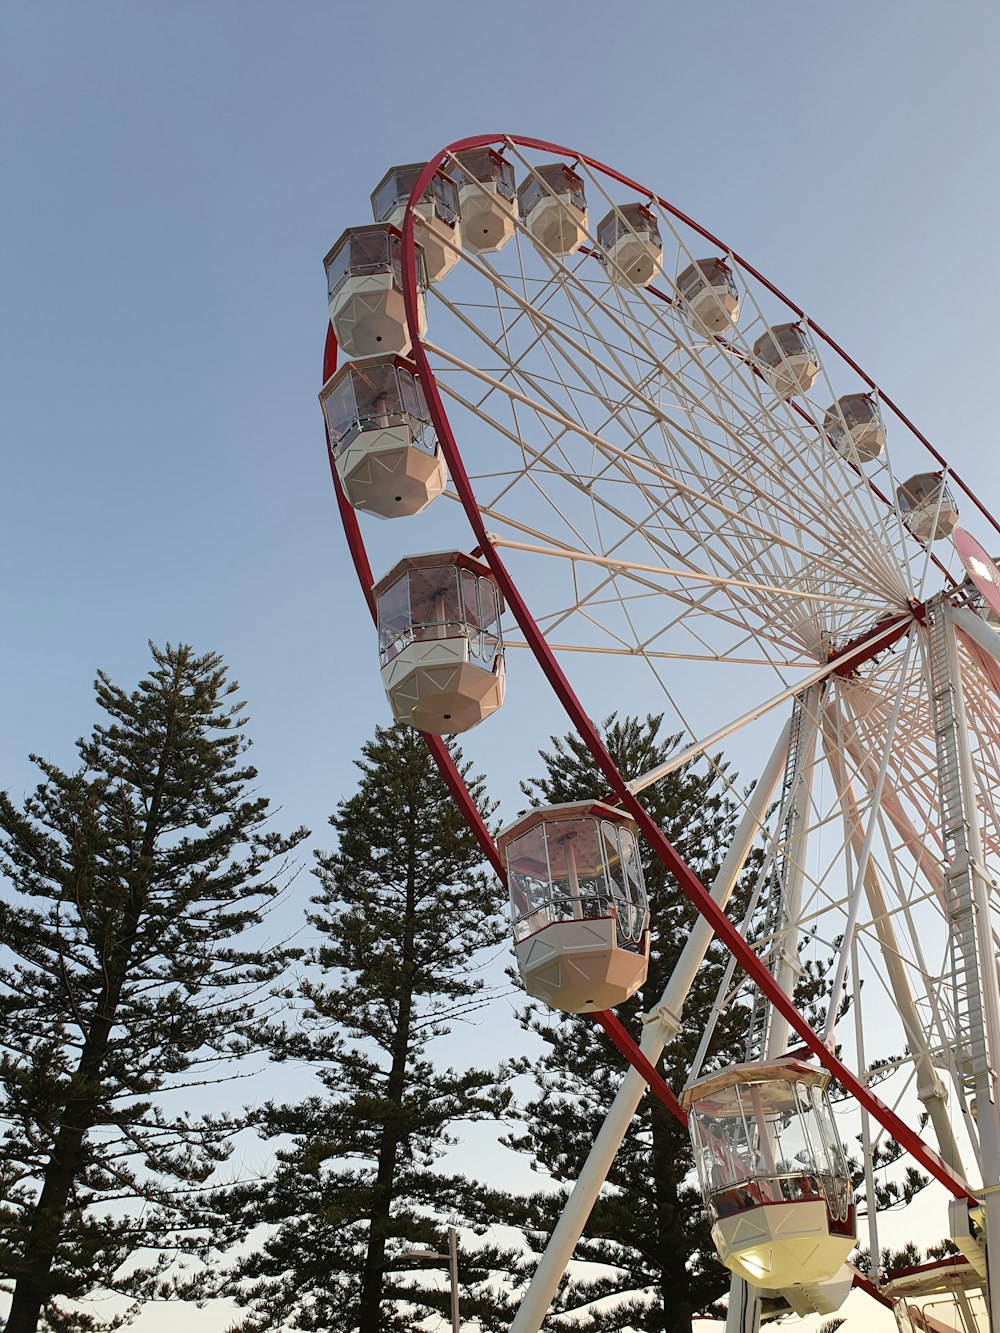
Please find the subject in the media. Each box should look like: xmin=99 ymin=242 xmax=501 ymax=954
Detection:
xmin=745 ymin=693 xmax=807 ymax=1063
xmin=927 ymin=597 xmax=994 ymax=1106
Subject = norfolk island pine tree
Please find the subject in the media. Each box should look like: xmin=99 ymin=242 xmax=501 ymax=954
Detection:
xmin=0 ymin=643 xmax=307 ymax=1333
xmin=209 ymin=723 xmax=527 ymax=1333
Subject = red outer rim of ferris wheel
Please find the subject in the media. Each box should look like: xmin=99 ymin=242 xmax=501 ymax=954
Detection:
xmin=325 ymin=135 xmax=978 ymax=1206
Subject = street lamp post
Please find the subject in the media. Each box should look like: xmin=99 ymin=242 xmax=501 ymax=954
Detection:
xmin=398 ymin=1226 xmax=460 ymax=1331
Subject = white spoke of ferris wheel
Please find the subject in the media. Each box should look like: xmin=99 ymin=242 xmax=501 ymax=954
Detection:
xmin=623 ymin=616 xmax=912 ymax=795
xmin=428 ymin=305 xmax=882 ymax=649
xmin=761 ymin=688 xmax=826 ymax=1062
xmin=841 ymin=685 xmax=949 ymax=897
xmin=502 ymin=641 xmax=804 ymax=668
xmin=614 ymin=308 xmax=902 ymax=609
xmin=821 ymin=693 xmax=966 ymax=1174
xmin=435 ymin=313 xmax=905 ymax=646
xmin=466 ymin=482 xmax=786 ymax=665
xmin=792 ymin=322 xmax=920 ymax=597
xmin=846 ymin=739 xmax=958 ymax=1065
xmin=489 ymin=537 xmax=877 ymax=612
xmin=688 ymin=838 xmax=787 ymax=1081
xmin=506 ymin=250 xmax=901 ymax=607
xmin=928 ymin=601 xmax=1000 ymax=1333
xmin=427 ymin=338 xmax=872 ymax=597
xmin=841 ymin=697 xmax=982 ymax=1156
xmin=632 ymin=196 xmax=913 ymax=591
xmin=431 ymin=242 xmax=869 ymax=589
xmin=850 ymin=933 xmax=882 ymax=1280
xmin=713 ymin=274 xmax=906 ymax=578
xmin=873 ymin=804 xmax=955 ymax=1057
xmin=431 ymin=365 xmax=834 ymax=661
xmin=821 ymin=633 xmax=918 ymax=1042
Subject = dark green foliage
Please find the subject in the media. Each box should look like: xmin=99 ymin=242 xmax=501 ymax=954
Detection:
xmin=852 ymin=1238 xmax=958 ymax=1280
xmin=843 ymin=1107 xmax=930 ymax=1215
xmin=0 ymin=643 xmax=307 ymax=1333
xmin=503 ymin=715 xmax=762 ymax=1333
xmin=212 ymin=724 xmax=520 ymax=1332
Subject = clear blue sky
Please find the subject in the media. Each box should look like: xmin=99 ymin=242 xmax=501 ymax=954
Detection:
xmin=1 ymin=4 xmax=998 ymax=1327
xmin=3 ymin=0 xmax=998 ymax=844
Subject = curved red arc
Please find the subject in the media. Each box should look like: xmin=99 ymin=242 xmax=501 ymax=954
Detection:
xmin=395 ymin=139 xmax=977 ymax=1205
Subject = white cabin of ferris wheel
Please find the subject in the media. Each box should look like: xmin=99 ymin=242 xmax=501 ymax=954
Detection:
xmin=896 ymin=472 xmax=960 ymax=543
xmin=676 ymin=258 xmax=740 ymax=334
xmin=320 ymin=356 xmax=446 ymax=518
xmin=682 ymin=1061 xmax=856 ymax=1299
xmin=753 ymin=322 xmax=820 ymax=398
xmin=370 ymin=162 xmax=462 ymax=284
xmin=373 ymin=552 xmax=506 ymax=735
xmin=325 ymin=224 xmax=428 ymax=360
xmin=823 ymin=392 xmax=886 ymax=463
xmin=499 ymin=802 xmax=650 ymax=1014
xmin=517 ymin=162 xmax=588 ymax=258
xmin=450 ymin=149 xmax=518 ymax=253
xmin=597 ymin=203 xmax=663 ymax=287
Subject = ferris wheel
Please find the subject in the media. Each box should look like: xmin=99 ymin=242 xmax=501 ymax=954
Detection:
xmin=320 ymin=134 xmax=1000 ymax=1333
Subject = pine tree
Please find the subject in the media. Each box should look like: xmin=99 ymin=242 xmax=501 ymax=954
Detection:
xmin=213 ymin=723 xmax=521 ymax=1333
xmin=0 ymin=643 xmax=307 ymax=1333
xmin=503 ymin=715 xmax=763 ymax=1333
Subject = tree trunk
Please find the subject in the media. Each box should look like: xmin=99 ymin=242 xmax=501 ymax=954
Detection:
xmin=357 ymin=843 xmax=418 ymax=1333
xmin=5 ymin=987 xmax=131 ymax=1332
xmin=6 ymin=718 xmax=175 ymax=1332
xmin=650 ymin=1101 xmax=695 ymax=1333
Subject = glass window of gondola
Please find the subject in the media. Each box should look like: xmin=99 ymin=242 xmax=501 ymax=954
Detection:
xmin=321 ymin=359 xmax=436 ymax=457
xmin=457 ymin=569 xmax=503 ymax=662
xmin=755 ymin=322 xmax=810 ymax=362
xmin=451 ymin=148 xmax=516 ymax=201
xmin=688 ymin=1064 xmax=852 ymax=1222
xmin=517 ymin=163 xmax=586 ymax=217
xmin=507 ymin=816 xmax=605 ymax=925
xmin=377 ymin=575 xmax=413 ymax=665
xmin=600 ymin=820 xmax=648 ymax=943
xmin=372 ymin=163 xmax=460 ymax=227
xmin=479 ymin=576 xmax=501 ymax=655
xmin=829 ymin=393 xmax=877 ymax=433
xmin=678 ymin=258 xmax=737 ymax=302
xmin=322 ymin=372 xmax=363 ymax=455
xmin=506 ymin=824 xmax=553 ymax=938
xmin=324 ymin=225 xmax=426 ymax=302
xmin=597 ymin=203 xmax=661 ymax=251
xmin=377 ymin=563 xmax=474 ymax=663
xmin=897 ymin=472 xmax=951 ymax=510
xmin=407 ymin=565 xmax=462 ymax=642
xmin=396 ymin=367 xmax=435 ymax=451
xmin=505 ymin=808 xmax=647 ymax=941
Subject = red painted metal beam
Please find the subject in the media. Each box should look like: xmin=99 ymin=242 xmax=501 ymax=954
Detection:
xmin=593 ymin=1011 xmax=687 ymax=1124
xmin=829 ymin=613 xmax=915 ymax=676
xmin=852 ymin=1273 xmax=895 ymax=1310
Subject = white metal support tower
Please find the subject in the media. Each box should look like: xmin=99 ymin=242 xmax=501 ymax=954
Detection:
xmin=928 ymin=596 xmax=1000 ymax=1331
